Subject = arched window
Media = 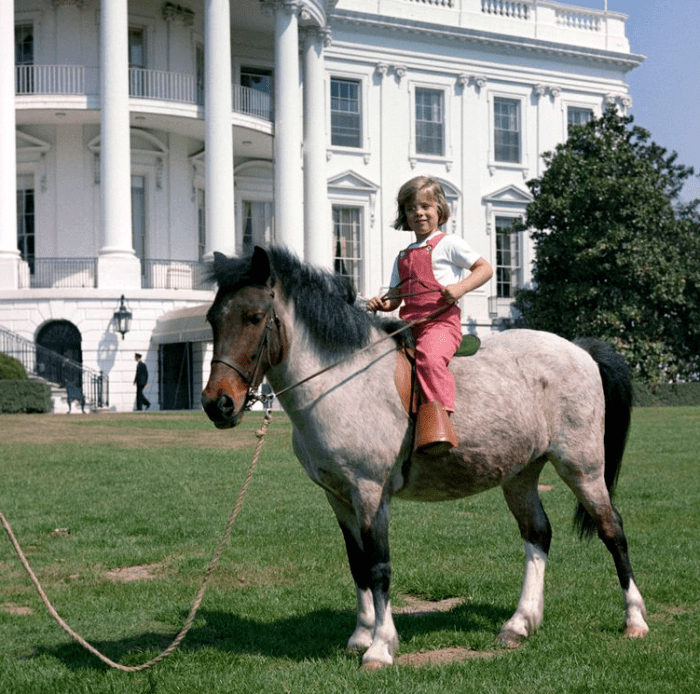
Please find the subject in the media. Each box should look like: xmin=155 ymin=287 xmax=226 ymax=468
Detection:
xmin=35 ymin=320 xmax=82 ymax=387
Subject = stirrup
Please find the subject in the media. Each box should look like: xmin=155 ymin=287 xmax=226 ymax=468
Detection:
xmin=414 ymin=402 xmax=458 ymax=457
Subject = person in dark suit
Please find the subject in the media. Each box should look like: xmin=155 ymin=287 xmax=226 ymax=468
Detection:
xmin=134 ymin=353 xmax=150 ymax=411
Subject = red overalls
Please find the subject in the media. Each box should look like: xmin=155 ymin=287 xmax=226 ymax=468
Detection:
xmin=397 ymin=234 xmax=463 ymax=413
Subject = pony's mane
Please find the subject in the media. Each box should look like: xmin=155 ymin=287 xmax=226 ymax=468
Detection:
xmin=210 ymin=246 xmax=410 ymax=354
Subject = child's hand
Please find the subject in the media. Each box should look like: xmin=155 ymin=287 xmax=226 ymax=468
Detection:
xmin=367 ymin=295 xmax=392 ymax=312
xmin=442 ymin=284 xmax=465 ymax=304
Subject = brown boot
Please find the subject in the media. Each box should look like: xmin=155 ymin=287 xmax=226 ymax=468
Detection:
xmin=414 ymin=402 xmax=458 ymax=457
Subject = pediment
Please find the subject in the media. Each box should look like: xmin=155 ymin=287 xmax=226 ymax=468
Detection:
xmin=327 ymin=170 xmax=379 ymax=192
xmin=16 ymin=130 xmax=51 ymax=153
xmin=87 ymin=128 xmax=168 ymax=155
xmin=482 ymin=184 xmax=533 ymax=206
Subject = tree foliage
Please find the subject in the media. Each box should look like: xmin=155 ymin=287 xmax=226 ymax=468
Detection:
xmin=514 ymin=110 xmax=700 ymax=383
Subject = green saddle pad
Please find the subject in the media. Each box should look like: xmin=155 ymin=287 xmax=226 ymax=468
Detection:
xmin=455 ymin=334 xmax=481 ymax=357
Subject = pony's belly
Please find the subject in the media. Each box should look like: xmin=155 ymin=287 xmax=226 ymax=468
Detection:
xmin=393 ymin=453 xmax=506 ymax=502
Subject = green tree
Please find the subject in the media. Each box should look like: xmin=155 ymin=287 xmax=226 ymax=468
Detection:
xmin=514 ymin=109 xmax=699 ymax=383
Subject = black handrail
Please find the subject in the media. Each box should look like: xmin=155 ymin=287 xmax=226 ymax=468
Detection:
xmin=0 ymin=326 xmax=108 ymax=409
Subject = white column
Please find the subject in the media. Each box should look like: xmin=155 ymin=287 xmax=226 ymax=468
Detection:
xmin=97 ymin=0 xmax=140 ymax=288
xmin=302 ymin=27 xmax=332 ymax=269
xmin=273 ymin=1 xmax=304 ymax=254
xmin=0 ymin=0 xmax=21 ymax=289
xmin=204 ymin=0 xmax=235 ymax=258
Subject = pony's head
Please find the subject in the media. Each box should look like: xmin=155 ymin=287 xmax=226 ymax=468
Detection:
xmin=201 ymin=247 xmax=286 ymax=428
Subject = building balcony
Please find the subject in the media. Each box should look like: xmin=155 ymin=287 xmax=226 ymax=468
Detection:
xmin=15 ymin=65 xmax=273 ymax=123
xmin=17 ymin=258 xmax=214 ymax=291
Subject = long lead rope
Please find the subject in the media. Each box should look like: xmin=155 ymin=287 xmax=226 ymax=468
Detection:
xmin=0 ymin=410 xmax=272 ymax=672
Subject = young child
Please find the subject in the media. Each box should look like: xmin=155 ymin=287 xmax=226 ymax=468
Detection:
xmin=368 ymin=176 xmax=493 ymax=455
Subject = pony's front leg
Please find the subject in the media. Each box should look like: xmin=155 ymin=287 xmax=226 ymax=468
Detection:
xmin=328 ymin=491 xmax=398 ymax=668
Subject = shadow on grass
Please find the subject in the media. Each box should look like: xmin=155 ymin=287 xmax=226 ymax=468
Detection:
xmin=32 ymin=602 xmax=512 ymax=671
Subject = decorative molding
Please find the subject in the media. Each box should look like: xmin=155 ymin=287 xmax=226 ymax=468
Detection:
xmin=301 ymin=25 xmax=332 ymax=46
xmin=533 ymin=83 xmax=547 ymax=99
xmin=392 ymin=64 xmax=407 ymax=81
xmin=162 ymin=2 xmax=194 ymax=26
xmin=375 ymin=63 xmax=389 ymax=78
xmin=52 ymin=0 xmax=86 ymax=7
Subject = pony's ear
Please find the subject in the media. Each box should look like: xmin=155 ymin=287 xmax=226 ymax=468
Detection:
xmin=212 ymin=251 xmax=227 ymax=271
xmin=251 ymin=246 xmax=273 ymax=286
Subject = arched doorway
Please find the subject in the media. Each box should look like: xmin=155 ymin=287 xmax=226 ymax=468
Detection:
xmin=36 ymin=320 xmax=82 ymax=387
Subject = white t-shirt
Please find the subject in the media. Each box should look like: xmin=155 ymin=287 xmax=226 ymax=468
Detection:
xmin=389 ymin=231 xmax=482 ymax=288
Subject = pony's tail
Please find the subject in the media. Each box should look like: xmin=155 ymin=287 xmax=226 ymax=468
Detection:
xmin=572 ymin=338 xmax=633 ymax=540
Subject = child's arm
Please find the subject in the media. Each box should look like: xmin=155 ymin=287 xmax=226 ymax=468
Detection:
xmin=442 ymin=257 xmax=493 ymax=304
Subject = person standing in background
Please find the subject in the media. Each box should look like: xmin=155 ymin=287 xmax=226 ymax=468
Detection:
xmin=134 ymin=353 xmax=150 ymax=411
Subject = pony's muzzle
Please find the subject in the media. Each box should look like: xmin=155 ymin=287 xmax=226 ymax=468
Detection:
xmin=201 ymin=390 xmax=244 ymax=428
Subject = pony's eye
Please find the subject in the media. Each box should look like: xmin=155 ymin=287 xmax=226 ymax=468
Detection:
xmin=248 ymin=313 xmax=265 ymax=326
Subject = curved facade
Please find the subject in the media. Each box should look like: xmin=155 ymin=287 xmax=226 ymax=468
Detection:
xmin=1 ymin=0 xmax=643 ymax=411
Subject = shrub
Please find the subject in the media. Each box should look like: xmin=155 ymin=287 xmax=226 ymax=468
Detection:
xmin=0 ymin=380 xmax=51 ymax=413
xmin=0 ymin=353 xmax=27 ymax=380
xmin=633 ymin=381 xmax=700 ymax=407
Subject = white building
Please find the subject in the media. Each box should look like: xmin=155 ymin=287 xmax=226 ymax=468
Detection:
xmin=0 ymin=0 xmax=643 ymax=412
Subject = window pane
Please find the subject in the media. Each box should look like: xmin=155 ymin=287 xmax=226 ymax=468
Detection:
xmin=495 ymin=216 xmax=522 ymax=298
xmin=197 ymin=189 xmax=206 ymax=261
xmin=131 ymin=175 xmax=146 ymax=262
xmin=567 ymin=107 xmax=593 ymax=127
xmin=415 ymin=88 xmax=444 ymax=155
xmin=17 ymin=187 xmax=35 ymax=273
xmin=494 ymin=98 xmax=521 ymax=163
xmin=241 ymin=67 xmax=273 ymax=95
xmin=331 ymin=78 xmax=361 ymax=148
xmin=333 ymin=206 xmax=362 ymax=292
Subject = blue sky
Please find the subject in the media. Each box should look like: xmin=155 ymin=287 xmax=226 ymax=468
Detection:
xmin=573 ymin=0 xmax=700 ymax=201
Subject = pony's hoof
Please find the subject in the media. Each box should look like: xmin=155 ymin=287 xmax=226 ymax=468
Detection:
xmin=625 ymin=625 xmax=649 ymax=639
xmin=496 ymin=629 xmax=525 ymax=649
xmin=361 ymin=659 xmax=392 ymax=670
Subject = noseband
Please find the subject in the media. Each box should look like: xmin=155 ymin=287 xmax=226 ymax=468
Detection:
xmin=210 ymin=290 xmax=281 ymax=411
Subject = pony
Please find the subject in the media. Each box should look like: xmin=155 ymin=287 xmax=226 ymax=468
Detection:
xmin=201 ymin=246 xmax=648 ymax=668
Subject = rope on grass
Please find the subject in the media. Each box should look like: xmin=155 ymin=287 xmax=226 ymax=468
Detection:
xmin=0 ymin=410 xmax=272 ymax=672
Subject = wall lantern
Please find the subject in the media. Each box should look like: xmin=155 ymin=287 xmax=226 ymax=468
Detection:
xmin=113 ymin=295 xmax=132 ymax=340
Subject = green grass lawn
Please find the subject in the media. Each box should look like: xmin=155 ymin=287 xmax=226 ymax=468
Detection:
xmin=0 ymin=408 xmax=698 ymax=693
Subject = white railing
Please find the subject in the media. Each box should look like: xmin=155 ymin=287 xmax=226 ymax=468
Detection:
xmin=555 ymin=7 xmax=601 ymax=31
xmin=481 ymin=0 xmax=531 ymax=20
xmin=15 ymin=65 xmax=85 ymax=95
xmin=232 ymin=84 xmax=273 ymax=121
xmin=129 ymin=68 xmax=198 ymax=103
xmin=407 ymin=0 xmax=454 ymax=6
xmin=16 ymin=65 xmax=273 ymax=122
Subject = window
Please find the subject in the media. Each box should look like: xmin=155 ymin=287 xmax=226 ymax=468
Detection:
xmin=15 ymin=24 xmax=34 ymax=93
xmin=241 ymin=201 xmax=273 ymax=255
xmin=568 ymin=106 xmax=593 ymax=129
xmin=494 ymin=98 xmax=521 ymax=163
xmin=196 ymin=44 xmax=205 ymax=106
xmin=330 ymin=78 xmax=361 ymax=148
xmin=17 ymin=185 xmax=35 ymax=273
xmin=196 ymin=188 xmax=206 ymax=261
xmin=128 ymin=27 xmax=146 ymax=96
xmin=131 ymin=175 xmax=146 ymax=265
xmin=241 ymin=66 xmax=272 ymax=95
xmin=495 ymin=216 xmax=521 ymax=298
xmin=415 ymin=88 xmax=444 ymax=156
xmin=333 ymin=206 xmax=362 ymax=292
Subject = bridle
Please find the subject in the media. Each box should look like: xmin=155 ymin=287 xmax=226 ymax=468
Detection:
xmin=210 ymin=288 xmax=282 ymax=411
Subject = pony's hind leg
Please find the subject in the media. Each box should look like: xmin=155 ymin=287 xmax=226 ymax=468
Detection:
xmin=498 ymin=458 xmax=552 ymax=647
xmin=556 ymin=464 xmax=649 ymax=638
xmin=326 ymin=490 xmax=398 ymax=668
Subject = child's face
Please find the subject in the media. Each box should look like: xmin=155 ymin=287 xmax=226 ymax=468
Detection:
xmin=405 ymin=190 xmax=440 ymax=240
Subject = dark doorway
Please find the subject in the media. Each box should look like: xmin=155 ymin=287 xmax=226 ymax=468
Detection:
xmin=35 ymin=320 xmax=82 ymax=387
xmin=159 ymin=342 xmax=193 ymax=410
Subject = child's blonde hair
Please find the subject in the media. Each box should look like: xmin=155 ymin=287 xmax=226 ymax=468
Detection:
xmin=393 ymin=176 xmax=451 ymax=231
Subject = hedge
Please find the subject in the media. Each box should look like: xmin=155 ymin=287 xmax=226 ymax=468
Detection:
xmin=0 ymin=353 xmax=27 ymax=380
xmin=633 ymin=381 xmax=700 ymax=407
xmin=0 ymin=380 xmax=52 ymax=413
